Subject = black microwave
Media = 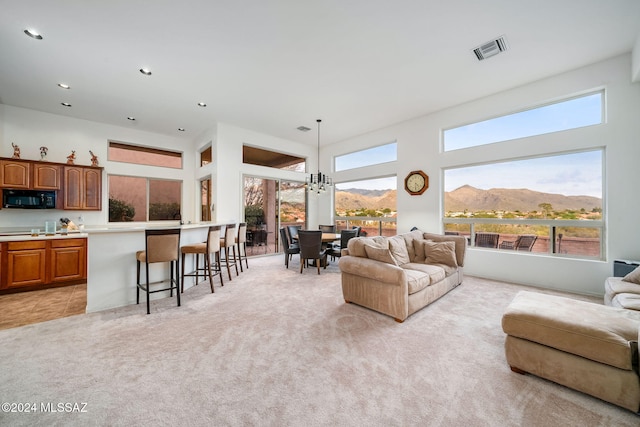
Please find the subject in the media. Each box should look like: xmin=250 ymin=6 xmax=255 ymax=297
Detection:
xmin=2 ymin=189 xmax=56 ymax=209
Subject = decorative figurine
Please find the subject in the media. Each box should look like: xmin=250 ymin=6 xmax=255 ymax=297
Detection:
xmin=89 ymin=150 xmax=99 ymax=167
xmin=66 ymin=150 xmax=76 ymax=164
xmin=40 ymin=146 xmax=48 ymax=161
xmin=11 ymin=142 xmax=20 ymax=159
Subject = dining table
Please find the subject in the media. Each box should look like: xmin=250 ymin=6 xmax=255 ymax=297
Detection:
xmin=321 ymin=233 xmax=340 ymax=243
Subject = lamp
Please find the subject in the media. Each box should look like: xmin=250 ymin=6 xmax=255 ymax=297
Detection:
xmin=306 ymin=119 xmax=333 ymax=194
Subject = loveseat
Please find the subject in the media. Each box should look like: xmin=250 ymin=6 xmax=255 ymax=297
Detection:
xmin=338 ymin=230 xmax=466 ymax=322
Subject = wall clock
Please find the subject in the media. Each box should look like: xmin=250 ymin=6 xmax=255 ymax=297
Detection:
xmin=404 ymin=170 xmax=429 ymax=195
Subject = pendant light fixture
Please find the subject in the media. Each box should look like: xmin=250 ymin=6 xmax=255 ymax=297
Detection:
xmin=306 ymin=119 xmax=332 ymax=194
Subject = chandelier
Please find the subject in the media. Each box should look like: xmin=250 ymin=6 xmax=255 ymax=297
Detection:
xmin=306 ymin=119 xmax=332 ymax=193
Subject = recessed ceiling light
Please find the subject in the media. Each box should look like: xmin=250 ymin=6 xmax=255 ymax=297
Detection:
xmin=197 ymin=102 xmax=207 ymax=107
xmin=57 ymin=83 xmax=70 ymax=89
xmin=139 ymin=68 xmax=152 ymax=76
xmin=127 ymin=117 xmax=136 ymax=121
xmin=178 ymin=128 xmax=185 ymax=132
xmin=61 ymin=102 xmax=71 ymax=107
xmin=24 ymin=29 xmax=43 ymax=40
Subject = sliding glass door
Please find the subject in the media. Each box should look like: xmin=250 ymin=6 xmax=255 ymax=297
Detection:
xmin=243 ymin=176 xmax=306 ymax=256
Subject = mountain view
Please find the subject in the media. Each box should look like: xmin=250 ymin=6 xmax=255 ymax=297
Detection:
xmin=444 ymin=185 xmax=601 ymax=213
xmin=335 ymin=185 xmax=601 ymax=218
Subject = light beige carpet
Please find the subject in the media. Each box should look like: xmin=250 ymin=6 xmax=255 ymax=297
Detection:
xmin=0 ymin=255 xmax=637 ymax=426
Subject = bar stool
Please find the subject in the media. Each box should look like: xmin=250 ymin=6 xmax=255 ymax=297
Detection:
xmin=136 ymin=228 xmax=181 ymax=314
xmin=180 ymin=225 xmax=223 ymax=293
xmin=220 ymin=223 xmax=239 ymax=281
xmin=236 ymin=222 xmax=249 ymax=272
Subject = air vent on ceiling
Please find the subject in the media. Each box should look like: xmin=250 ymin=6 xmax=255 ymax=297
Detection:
xmin=297 ymin=126 xmax=311 ymax=132
xmin=473 ymin=36 xmax=508 ymax=61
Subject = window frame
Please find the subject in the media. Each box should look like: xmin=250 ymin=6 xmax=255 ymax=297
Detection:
xmin=108 ymin=174 xmax=183 ymax=223
xmin=108 ymin=140 xmax=183 ymax=169
xmin=442 ymin=90 xmax=604 ymax=152
xmin=442 ymin=148 xmax=605 ymax=260
xmin=334 ymin=141 xmax=398 ymax=172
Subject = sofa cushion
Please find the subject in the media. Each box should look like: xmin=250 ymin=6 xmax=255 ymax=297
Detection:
xmin=423 ymin=233 xmax=466 ymax=267
xmin=388 ymin=235 xmax=411 ymax=265
xmin=412 ymin=238 xmax=427 ymax=262
xmin=402 ymin=265 xmax=440 ymax=294
xmin=611 ymin=293 xmax=640 ymax=311
xmin=363 ymin=245 xmax=398 ymax=266
xmin=502 ymin=291 xmax=640 ymax=371
xmin=623 ymin=266 xmax=640 ymax=285
xmin=403 ymin=263 xmax=446 ymax=294
xmin=606 ymin=276 xmax=640 ymax=298
xmin=423 ymin=240 xmax=458 ymax=268
xmin=347 ymin=236 xmax=388 ymax=258
xmin=401 ymin=230 xmax=425 ymax=262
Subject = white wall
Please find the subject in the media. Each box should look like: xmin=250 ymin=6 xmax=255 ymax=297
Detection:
xmin=212 ymin=122 xmax=315 ymax=226
xmin=324 ymin=54 xmax=640 ymax=296
xmin=0 ymin=105 xmax=196 ymax=228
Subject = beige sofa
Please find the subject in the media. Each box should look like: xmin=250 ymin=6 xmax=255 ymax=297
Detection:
xmin=338 ymin=230 xmax=466 ymax=322
xmin=502 ymin=291 xmax=640 ymax=412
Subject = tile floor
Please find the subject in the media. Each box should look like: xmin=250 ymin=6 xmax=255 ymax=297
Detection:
xmin=0 ymin=284 xmax=87 ymax=330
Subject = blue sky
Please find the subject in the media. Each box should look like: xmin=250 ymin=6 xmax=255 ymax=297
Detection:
xmin=443 ymin=92 xmax=602 ymax=151
xmin=444 ymin=150 xmax=603 ymax=198
xmin=334 ymin=92 xmax=603 ymax=196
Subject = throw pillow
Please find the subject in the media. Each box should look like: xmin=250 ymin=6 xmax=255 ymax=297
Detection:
xmin=623 ymin=266 xmax=640 ymax=285
xmin=389 ymin=235 xmax=411 ymax=265
xmin=422 ymin=240 xmax=458 ymax=268
xmin=413 ymin=239 xmax=430 ymax=262
xmin=364 ymin=245 xmax=398 ymax=266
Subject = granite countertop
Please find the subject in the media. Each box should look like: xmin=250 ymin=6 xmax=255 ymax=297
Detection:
xmin=0 ymin=222 xmax=228 ymax=238
xmin=0 ymin=232 xmax=89 ymax=243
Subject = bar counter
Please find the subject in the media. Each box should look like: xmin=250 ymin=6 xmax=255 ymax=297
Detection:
xmin=85 ymin=223 xmax=229 ymax=313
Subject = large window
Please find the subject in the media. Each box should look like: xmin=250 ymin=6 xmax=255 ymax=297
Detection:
xmin=443 ymin=150 xmax=604 ymax=258
xmin=443 ymin=92 xmax=603 ymax=151
xmin=335 ymin=142 xmax=397 ymax=172
xmin=108 ymin=141 xmax=182 ymax=169
xmin=335 ymin=176 xmax=397 ymax=237
xmin=109 ymin=175 xmax=182 ymax=222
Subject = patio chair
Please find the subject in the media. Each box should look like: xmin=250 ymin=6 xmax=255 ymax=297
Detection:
xmin=475 ymin=232 xmax=499 ymax=248
xmin=499 ymin=234 xmax=537 ymax=251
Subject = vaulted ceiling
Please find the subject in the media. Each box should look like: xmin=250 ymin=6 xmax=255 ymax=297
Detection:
xmin=1 ymin=1 xmax=639 ymax=147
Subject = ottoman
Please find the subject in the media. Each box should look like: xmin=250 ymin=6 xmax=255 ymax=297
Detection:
xmin=502 ymin=291 xmax=640 ymax=412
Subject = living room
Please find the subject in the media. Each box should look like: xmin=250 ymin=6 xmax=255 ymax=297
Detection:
xmin=1 ymin=1 xmax=640 ymax=425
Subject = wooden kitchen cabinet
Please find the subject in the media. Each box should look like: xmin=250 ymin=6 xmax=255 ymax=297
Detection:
xmin=5 ymin=241 xmax=47 ymax=289
xmin=0 ymin=237 xmax=87 ymax=292
xmin=63 ymin=166 xmax=102 ymax=210
xmin=33 ymin=163 xmax=61 ymax=190
xmin=0 ymin=160 xmax=30 ymax=189
xmin=49 ymin=239 xmax=86 ymax=283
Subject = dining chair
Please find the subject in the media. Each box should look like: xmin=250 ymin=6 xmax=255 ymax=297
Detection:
xmin=287 ymin=225 xmax=301 ymax=243
xmin=220 ymin=223 xmax=239 ymax=280
xmin=351 ymin=226 xmax=362 ymax=237
xmin=319 ymin=224 xmax=336 ymax=233
xmin=136 ymin=228 xmax=181 ymax=314
xmin=329 ymin=228 xmax=358 ymax=261
xmin=235 ymin=222 xmax=249 ymax=271
xmin=298 ymin=230 xmax=327 ymax=274
xmin=280 ymin=227 xmax=300 ymax=268
xmin=180 ymin=225 xmax=223 ymax=294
